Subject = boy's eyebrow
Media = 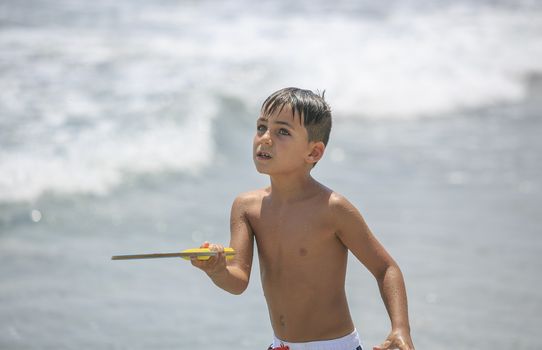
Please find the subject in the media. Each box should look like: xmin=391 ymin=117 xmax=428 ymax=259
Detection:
xmin=273 ymin=120 xmax=293 ymax=128
xmin=257 ymin=118 xmax=294 ymax=129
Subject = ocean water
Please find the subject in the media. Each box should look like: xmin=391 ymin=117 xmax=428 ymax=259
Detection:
xmin=1 ymin=0 xmax=542 ymax=349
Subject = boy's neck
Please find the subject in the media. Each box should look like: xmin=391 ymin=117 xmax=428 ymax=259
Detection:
xmin=268 ymin=173 xmax=319 ymax=204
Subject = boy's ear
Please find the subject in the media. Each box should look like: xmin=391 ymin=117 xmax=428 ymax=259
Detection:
xmin=306 ymin=141 xmax=325 ymax=164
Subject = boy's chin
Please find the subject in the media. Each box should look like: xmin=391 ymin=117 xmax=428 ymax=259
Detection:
xmin=254 ymin=164 xmax=271 ymax=175
xmin=253 ymin=161 xmax=275 ymax=175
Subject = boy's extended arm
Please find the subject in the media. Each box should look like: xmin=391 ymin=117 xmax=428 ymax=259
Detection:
xmin=331 ymin=194 xmax=415 ymax=350
xmin=191 ymin=195 xmax=254 ymax=295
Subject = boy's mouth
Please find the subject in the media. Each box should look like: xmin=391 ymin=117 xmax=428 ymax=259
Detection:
xmin=256 ymin=150 xmax=272 ymax=159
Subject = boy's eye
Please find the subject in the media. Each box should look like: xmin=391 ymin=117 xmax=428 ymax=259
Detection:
xmin=278 ymin=128 xmax=290 ymax=136
xmin=257 ymin=124 xmax=267 ymax=132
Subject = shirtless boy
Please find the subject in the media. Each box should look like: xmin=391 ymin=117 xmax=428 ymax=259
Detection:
xmin=191 ymin=87 xmax=415 ymax=350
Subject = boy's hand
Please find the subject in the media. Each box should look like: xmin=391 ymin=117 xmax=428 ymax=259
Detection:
xmin=190 ymin=241 xmax=227 ymax=277
xmin=373 ymin=329 xmax=414 ymax=350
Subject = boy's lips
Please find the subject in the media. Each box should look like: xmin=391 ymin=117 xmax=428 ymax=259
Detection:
xmin=256 ymin=150 xmax=273 ymax=159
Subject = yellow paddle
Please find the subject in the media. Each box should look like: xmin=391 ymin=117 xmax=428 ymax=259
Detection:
xmin=111 ymin=247 xmax=235 ymax=261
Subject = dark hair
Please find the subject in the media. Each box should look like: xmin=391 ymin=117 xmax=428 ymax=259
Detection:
xmin=261 ymin=87 xmax=332 ymax=146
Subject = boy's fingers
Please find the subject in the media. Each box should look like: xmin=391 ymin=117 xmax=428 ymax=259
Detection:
xmin=207 ymin=243 xmax=222 ymax=250
xmin=190 ymin=242 xmax=226 ymax=271
xmin=209 ymin=243 xmax=223 ymax=252
xmin=374 ymin=339 xmax=410 ymax=350
xmin=396 ymin=339 xmax=409 ymax=350
xmin=213 ymin=245 xmax=226 ymax=261
xmin=373 ymin=340 xmax=391 ymax=350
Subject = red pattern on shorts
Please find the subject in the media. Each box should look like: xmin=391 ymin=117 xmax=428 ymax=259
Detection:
xmin=267 ymin=344 xmax=290 ymax=350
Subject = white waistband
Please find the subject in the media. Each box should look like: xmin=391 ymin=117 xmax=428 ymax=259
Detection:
xmin=272 ymin=329 xmax=362 ymax=350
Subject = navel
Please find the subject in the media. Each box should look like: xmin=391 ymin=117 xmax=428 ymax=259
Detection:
xmin=299 ymin=247 xmax=308 ymax=256
xmin=279 ymin=315 xmax=286 ymax=327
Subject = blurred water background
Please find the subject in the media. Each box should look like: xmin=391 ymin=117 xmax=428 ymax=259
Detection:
xmin=1 ymin=0 xmax=542 ymax=349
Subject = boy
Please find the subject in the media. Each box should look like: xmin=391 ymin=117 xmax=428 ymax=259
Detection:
xmin=191 ymin=87 xmax=414 ymax=350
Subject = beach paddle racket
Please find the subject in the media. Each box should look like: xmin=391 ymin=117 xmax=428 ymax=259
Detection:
xmin=111 ymin=247 xmax=235 ymax=261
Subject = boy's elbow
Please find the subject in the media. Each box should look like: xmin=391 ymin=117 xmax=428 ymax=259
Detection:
xmin=375 ymin=263 xmax=402 ymax=283
xmin=215 ymin=265 xmax=250 ymax=295
xmin=228 ymin=281 xmax=248 ymax=295
xmin=228 ymin=288 xmax=245 ymax=296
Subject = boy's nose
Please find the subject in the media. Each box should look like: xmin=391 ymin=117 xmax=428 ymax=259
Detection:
xmin=261 ymin=131 xmax=272 ymax=144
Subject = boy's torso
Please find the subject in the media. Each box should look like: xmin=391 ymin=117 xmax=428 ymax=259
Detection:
xmin=244 ymin=185 xmax=355 ymax=342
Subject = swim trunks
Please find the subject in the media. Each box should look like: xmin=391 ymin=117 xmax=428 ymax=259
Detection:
xmin=267 ymin=329 xmax=363 ymax=350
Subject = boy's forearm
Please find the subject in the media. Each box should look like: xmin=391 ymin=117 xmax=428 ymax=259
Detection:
xmin=377 ymin=264 xmax=411 ymax=332
xmin=206 ymin=265 xmax=249 ymax=295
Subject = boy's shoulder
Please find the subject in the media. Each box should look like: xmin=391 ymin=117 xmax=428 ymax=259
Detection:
xmin=311 ymin=182 xmax=355 ymax=209
xmin=326 ymin=189 xmax=362 ymax=218
xmin=327 ymin=190 xmax=354 ymax=208
xmin=231 ymin=187 xmax=269 ymax=209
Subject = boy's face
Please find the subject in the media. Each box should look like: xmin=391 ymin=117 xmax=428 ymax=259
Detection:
xmin=253 ymin=105 xmax=317 ymax=175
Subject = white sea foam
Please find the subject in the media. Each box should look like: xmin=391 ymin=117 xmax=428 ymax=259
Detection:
xmin=0 ymin=97 xmax=216 ymax=202
xmin=1 ymin=1 xmax=541 ymax=202
xmin=227 ymin=6 xmax=542 ymax=118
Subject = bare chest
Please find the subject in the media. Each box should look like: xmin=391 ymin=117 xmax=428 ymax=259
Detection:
xmin=247 ymin=201 xmax=341 ymax=267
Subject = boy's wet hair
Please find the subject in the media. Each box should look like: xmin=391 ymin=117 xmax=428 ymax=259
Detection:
xmin=261 ymin=87 xmax=332 ymax=146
